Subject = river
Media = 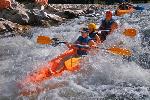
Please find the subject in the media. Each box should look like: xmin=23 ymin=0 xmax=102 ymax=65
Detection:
xmin=0 ymin=4 xmax=150 ymax=100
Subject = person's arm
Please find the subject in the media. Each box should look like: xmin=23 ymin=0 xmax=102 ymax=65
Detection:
xmin=88 ymin=40 xmax=97 ymax=48
xmin=66 ymin=37 xmax=81 ymax=49
xmin=110 ymin=22 xmax=118 ymax=34
xmin=95 ymin=34 xmax=101 ymax=44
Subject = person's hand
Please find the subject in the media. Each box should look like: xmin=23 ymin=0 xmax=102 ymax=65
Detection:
xmin=66 ymin=43 xmax=72 ymax=48
xmin=90 ymin=45 xmax=98 ymax=49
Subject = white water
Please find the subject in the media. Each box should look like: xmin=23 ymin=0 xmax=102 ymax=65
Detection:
xmin=0 ymin=4 xmax=150 ymax=100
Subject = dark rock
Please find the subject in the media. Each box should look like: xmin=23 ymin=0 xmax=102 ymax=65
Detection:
xmin=0 ymin=22 xmax=6 ymax=33
xmin=0 ymin=18 xmax=5 ymax=21
xmin=0 ymin=7 xmax=29 ymax=24
xmin=0 ymin=20 xmax=17 ymax=33
xmin=46 ymin=13 xmax=64 ymax=22
xmin=27 ymin=9 xmax=43 ymax=26
xmin=64 ymin=9 xmax=84 ymax=19
xmin=44 ymin=5 xmax=59 ymax=13
xmin=84 ymin=8 xmax=95 ymax=14
xmin=0 ymin=19 xmax=31 ymax=37
xmin=3 ymin=22 xmax=16 ymax=31
xmin=27 ymin=9 xmax=63 ymax=26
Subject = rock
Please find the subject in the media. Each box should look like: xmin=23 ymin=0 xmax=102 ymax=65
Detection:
xmin=44 ymin=5 xmax=59 ymax=13
xmin=0 ymin=19 xmax=31 ymax=37
xmin=0 ymin=4 xmax=103 ymax=31
xmin=84 ymin=8 xmax=95 ymax=14
xmin=0 ymin=7 xmax=29 ymax=25
xmin=45 ymin=12 xmax=64 ymax=22
xmin=15 ymin=24 xmax=31 ymax=34
xmin=0 ymin=22 xmax=6 ymax=33
xmin=0 ymin=18 xmax=5 ymax=21
xmin=64 ymin=9 xmax=84 ymax=19
xmin=27 ymin=9 xmax=44 ymax=26
xmin=0 ymin=20 xmax=17 ymax=32
xmin=3 ymin=22 xmax=15 ymax=31
xmin=27 ymin=9 xmax=64 ymax=26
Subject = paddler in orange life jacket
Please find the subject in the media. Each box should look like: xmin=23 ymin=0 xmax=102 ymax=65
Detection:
xmin=67 ymin=28 xmax=96 ymax=56
xmin=98 ymin=11 xmax=118 ymax=42
xmin=88 ymin=23 xmax=101 ymax=44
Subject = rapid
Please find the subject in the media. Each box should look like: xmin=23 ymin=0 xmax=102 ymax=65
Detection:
xmin=0 ymin=4 xmax=150 ymax=100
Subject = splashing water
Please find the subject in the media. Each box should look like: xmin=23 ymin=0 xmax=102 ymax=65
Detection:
xmin=0 ymin=4 xmax=150 ymax=100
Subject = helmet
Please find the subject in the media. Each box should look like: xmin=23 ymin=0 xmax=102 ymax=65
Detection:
xmin=79 ymin=28 xmax=89 ymax=33
xmin=88 ymin=23 xmax=97 ymax=30
xmin=106 ymin=11 xmax=113 ymax=16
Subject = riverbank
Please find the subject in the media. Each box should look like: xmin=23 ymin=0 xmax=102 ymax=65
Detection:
xmin=0 ymin=2 xmax=113 ymax=38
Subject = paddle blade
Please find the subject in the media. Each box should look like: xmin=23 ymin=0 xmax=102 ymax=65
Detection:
xmin=65 ymin=57 xmax=81 ymax=72
xmin=123 ymin=28 xmax=137 ymax=37
xmin=37 ymin=36 xmax=52 ymax=44
xmin=107 ymin=47 xmax=132 ymax=56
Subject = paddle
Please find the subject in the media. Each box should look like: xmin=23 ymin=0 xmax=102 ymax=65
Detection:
xmin=123 ymin=28 xmax=137 ymax=37
xmin=98 ymin=30 xmax=110 ymax=33
xmin=37 ymin=36 xmax=67 ymax=46
xmin=36 ymin=36 xmax=131 ymax=56
xmin=97 ymin=28 xmax=137 ymax=37
xmin=105 ymin=47 xmax=131 ymax=56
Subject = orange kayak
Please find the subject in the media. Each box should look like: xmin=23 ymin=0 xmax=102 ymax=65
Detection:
xmin=18 ymin=48 xmax=81 ymax=96
xmin=115 ymin=8 xmax=135 ymax=16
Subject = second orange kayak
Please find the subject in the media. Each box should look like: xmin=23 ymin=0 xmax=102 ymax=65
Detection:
xmin=115 ymin=8 xmax=135 ymax=16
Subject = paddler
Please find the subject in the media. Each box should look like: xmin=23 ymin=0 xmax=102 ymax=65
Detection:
xmin=117 ymin=0 xmax=134 ymax=10
xmin=51 ymin=28 xmax=97 ymax=74
xmin=88 ymin=23 xmax=101 ymax=44
xmin=98 ymin=11 xmax=118 ymax=42
xmin=67 ymin=27 xmax=97 ymax=56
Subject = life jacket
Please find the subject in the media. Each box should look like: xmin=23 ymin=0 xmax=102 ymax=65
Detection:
xmin=98 ymin=18 xmax=115 ymax=42
xmin=101 ymin=18 xmax=115 ymax=30
xmin=0 ymin=0 xmax=11 ymax=9
xmin=76 ymin=36 xmax=92 ymax=56
xmin=89 ymin=31 xmax=97 ymax=41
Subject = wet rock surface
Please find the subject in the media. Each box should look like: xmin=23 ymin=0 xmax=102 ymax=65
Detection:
xmin=0 ymin=2 xmax=104 ymax=37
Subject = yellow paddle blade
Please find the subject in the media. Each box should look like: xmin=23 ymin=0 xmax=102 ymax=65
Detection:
xmin=65 ymin=57 xmax=81 ymax=71
xmin=37 ymin=36 xmax=53 ymax=44
xmin=123 ymin=28 xmax=137 ymax=37
xmin=107 ymin=47 xmax=132 ymax=56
